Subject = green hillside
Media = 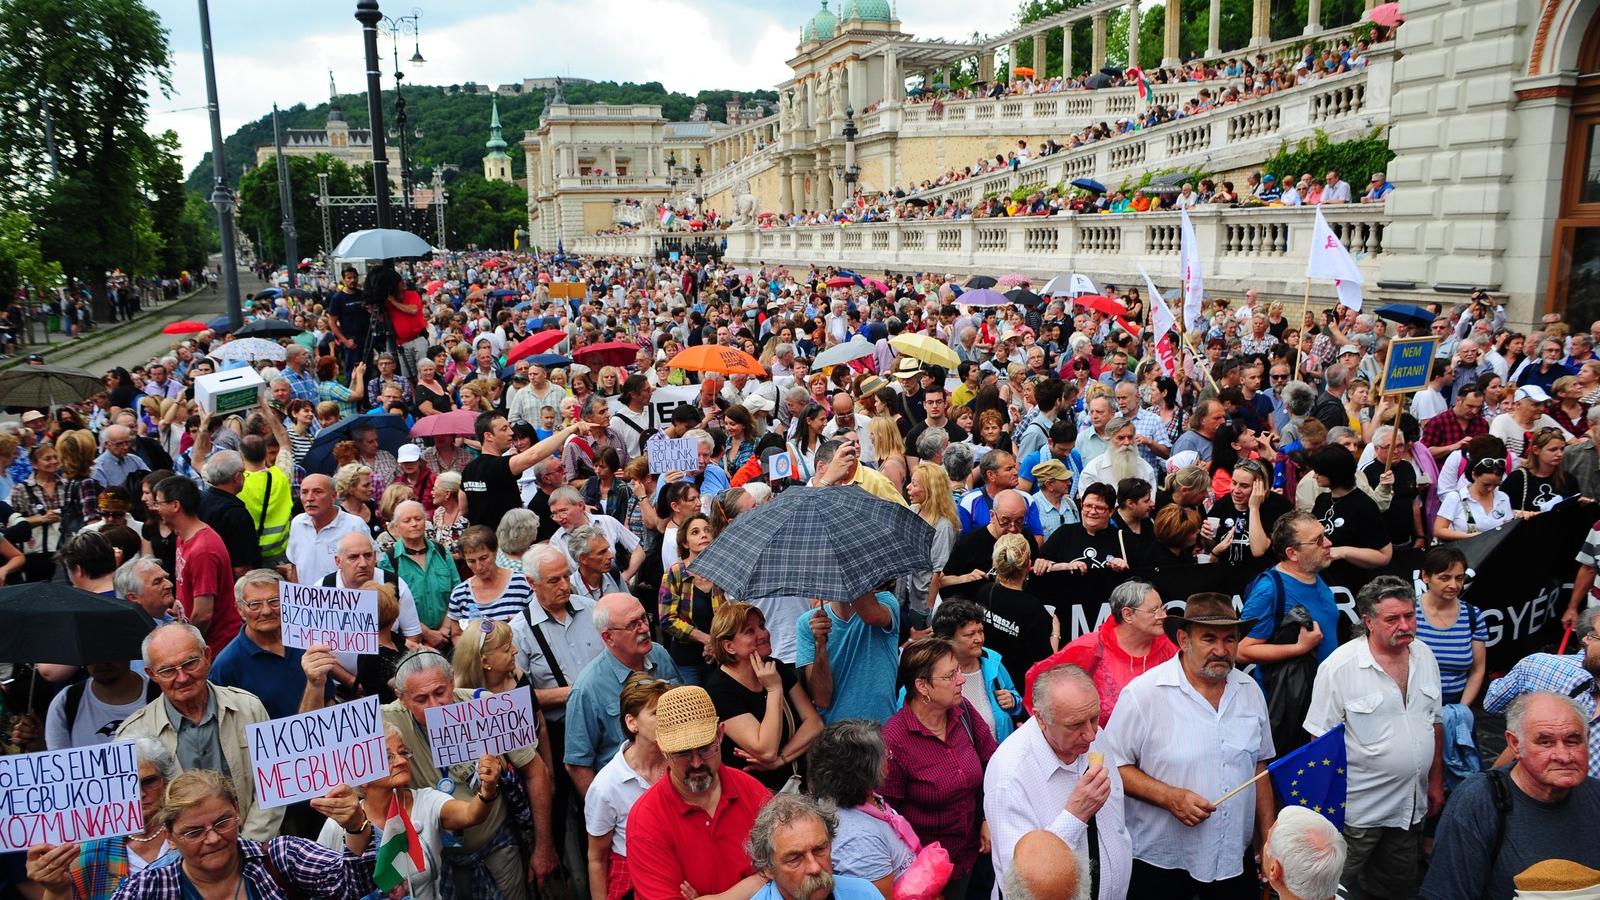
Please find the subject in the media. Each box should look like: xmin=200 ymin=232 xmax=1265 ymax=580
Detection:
xmin=186 ymin=81 xmax=778 ymax=193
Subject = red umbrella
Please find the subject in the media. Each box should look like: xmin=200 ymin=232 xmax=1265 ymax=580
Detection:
xmin=410 ymin=409 xmax=478 ymax=438
xmin=825 ymin=276 xmax=856 ymax=289
xmin=425 ymin=279 xmax=445 ymax=292
xmin=1368 ymin=1 xmax=1404 ymax=26
xmin=162 ymin=320 xmax=208 ymax=335
xmin=506 ymin=329 xmax=566 ymax=364
xmin=573 ymin=341 xmax=643 ymax=369
xmin=1074 ymin=294 xmax=1129 ymax=318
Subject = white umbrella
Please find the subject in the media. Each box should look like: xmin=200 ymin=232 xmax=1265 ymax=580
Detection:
xmin=810 ymin=335 xmax=875 ymax=370
xmin=210 ymin=338 xmax=286 ymax=362
xmin=1042 ymin=275 xmax=1073 ymax=297
xmin=331 ymin=228 xmax=433 ymax=261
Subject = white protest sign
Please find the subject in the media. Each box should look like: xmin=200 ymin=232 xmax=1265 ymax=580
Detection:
xmin=247 ymin=695 xmax=388 ymax=809
xmin=424 ymin=686 xmax=538 ymax=768
xmin=279 ymin=582 xmax=380 ymax=655
xmin=607 ymin=383 xmax=698 ymax=432
xmin=646 ymin=433 xmax=701 ymax=475
xmin=0 ymin=741 xmax=143 ymax=851
xmin=768 ymin=451 xmax=794 ymax=481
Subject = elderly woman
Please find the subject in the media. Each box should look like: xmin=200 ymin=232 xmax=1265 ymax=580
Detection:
xmin=26 ymin=738 xmax=178 ymax=899
xmin=585 ymin=673 xmax=672 ymax=900
xmin=412 ymin=358 xmax=454 ymax=417
xmin=334 ymin=462 xmax=381 ymax=539
xmin=1022 ymin=580 xmax=1175 ymax=725
xmin=928 ymin=599 xmax=1025 ymax=741
xmin=569 ymin=522 xmax=624 ymax=602
xmin=495 ymin=507 xmax=540 ymax=573
xmin=375 ymin=483 xmax=414 ymax=553
xmin=659 ymin=512 xmax=721 ymax=685
xmin=429 ymin=470 xmax=469 ymax=556
xmin=882 ymin=637 xmax=998 ymax=900
xmin=704 ymin=602 xmax=824 ymax=792
xmin=317 ymin=725 xmax=502 ymax=900
xmin=977 ymin=532 xmax=1059 ymax=687
xmin=807 ymin=721 xmax=930 ymax=898
xmin=445 ymin=526 xmax=535 ymax=639
xmin=109 ymin=770 xmax=375 ymax=899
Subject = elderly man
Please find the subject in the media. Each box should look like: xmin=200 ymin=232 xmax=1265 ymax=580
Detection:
xmin=1304 ymin=575 xmax=1443 ymax=899
xmin=1263 ymin=806 xmax=1347 ymax=900
xmin=1484 ymin=605 xmax=1600 ymax=777
xmin=987 ymin=664 xmax=1133 ymax=900
xmin=90 ymin=424 xmax=150 ymax=488
xmin=547 ymin=485 xmax=643 ymax=582
xmin=198 ymin=450 xmax=261 ymax=576
xmin=512 ymin=544 xmax=605 ymax=726
xmin=795 ymin=589 xmax=899 ymax=725
xmin=1076 ymin=396 xmax=1118 ymax=465
xmin=958 ymin=450 xmax=1028 ymax=533
xmin=567 ymin=523 xmax=625 ymax=601
xmin=154 ymin=475 xmax=241 ymax=656
xmin=565 ymin=593 xmax=682 ymax=796
xmin=745 ymin=793 xmax=883 ymax=900
xmin=377 ymin=499 xmax=453 ymax=648
xmin=1422 ymin=692 xmax=1600 ymax=899
xmin=1103 ymin=593 xmax=1277 ymax=896
xmin=1115 ymin=382 xmax=1171 ymax=470
xmin=116 ymin=622 xmax=282 ymax=840
xmin=372 ymin=649 xmax=559 ymax=895
xmin=351 ymin=423 xmax=399 ymax=496
xmin=1002 ymin=830 xmax=1085 ymax=900
xmin=281 ymin=343 xmax=319 ymax=403
xmin=115 ymin=556 xmax=176 ymax=624
xmin=821 ymin=393 xmax=877 ymax=466
xmin=208 ymin=568 xmax=331 ymax=720
xmin=626 ymin=686 xmax=772 ymax=900
xmin=285 ymin=473 xmax=367 ymax=587
xmin=1172 ymin=399 xmax=1226 ymax=462
xmin=943 ymin=489 xmax=1031 ymax=599
xmin=1076 ymin=417 xmax=1156 ymax=498
xmin=319 ymin=531 xmax=422 ymax=664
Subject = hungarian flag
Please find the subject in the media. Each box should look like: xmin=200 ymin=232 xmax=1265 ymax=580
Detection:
xmin=1126 ymin=67 xmax=1151 ymax=100
xmin=373 ymin=794 xmax=426 ymax=891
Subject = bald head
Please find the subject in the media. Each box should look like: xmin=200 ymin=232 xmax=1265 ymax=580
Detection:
xmin=1003 ymin=830 xmax=1084 ymax=900
xmin=994 ymin=489 xmax=1027 ymax=521
xmin=831 ymin=393 xmax=854 ymax=416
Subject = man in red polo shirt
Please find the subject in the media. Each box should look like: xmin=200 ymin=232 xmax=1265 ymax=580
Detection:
xmin=627 ymin=685 xmax=772 ymax=900
xmin=155 ymin=474 xmax=241 ymax=657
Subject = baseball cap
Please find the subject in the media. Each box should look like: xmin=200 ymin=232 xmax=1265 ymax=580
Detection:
xmin=1338 ymin=344 xmax=1361 ymax=356
xmin=1515 ymin=385 xmax=1551 ymax=404
xmin=655 ymin=686 xmax=720 ymax=754
xmin=397 ymin=444 xmax=422 ymax=464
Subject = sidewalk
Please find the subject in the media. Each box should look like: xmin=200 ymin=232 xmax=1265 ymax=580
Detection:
xmin=0 ymin=278 xmax=222 ymax=373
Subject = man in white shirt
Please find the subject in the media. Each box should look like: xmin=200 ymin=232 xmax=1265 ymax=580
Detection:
xmin=1320 ymin=170 xmax=1352 ymax=204
xmin=987 ymin=664 xmax=1133 ymax=900
xmin=1303 ymin=576 xmax=1443 ymax=900
xmin=284 ymin=474 xmax=368 ymax=587
xmin=1174 ymin=184 xmax=1199 ymax=210
xmin=546 ymin=486 xmax=644 ymax=582
xmin=1102 ymin=593 xmax=1277 ymax=895
xmin=1409 ymin=359 xmax=1452 ymax=422
xmin=821 ymin=393 xmax=877 ymax=465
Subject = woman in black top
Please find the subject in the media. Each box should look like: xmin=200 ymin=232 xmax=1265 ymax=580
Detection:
xmin=412 ymin=357 xmax=455 ymax=417
xmin=132 ymin=468 xmax=178 ymax=576
xmin=975 ymin=532 xmax=1058 ymax=688
xmin=1309 ymin=444 xmax=1392 ymax=578
xmin=1502 ymin=428 xmax=1573 ymax=514
xmin=105 ymin=367 xmax=140 ymax=409
xmin=703 ymin=603 xmax=824 ymax=792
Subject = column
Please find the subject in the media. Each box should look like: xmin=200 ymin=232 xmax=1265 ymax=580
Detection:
xmin=1091 ymin=13 xmax=1108 ymax=72
xmin=608 ymin=147 xmax=617 ymax=175
xmin=979 ymin=50 xmax=994 ymax=82
xmin=779 ymin=158 xmax=793 ymax=214
xmin=1032 ymin=32 xmax=1047 ymax=76
xmin=1063 ymin=23 xmax=1074 ymax=77
xmin=884 ymin=48 xmax=902 ymax=105
xmin=1207 ymin=0 xmax=1222 ymax=56
xmin=804 ymin=77 xmax=816 ymax=135
xmin=1163 ymin=0 xmax=1181 ymax=67
xmin=1129 ymin=0 xmax=1142 ymax=68
xmin=1007 ymin=41 xmax=1020 ymax=78
xmin=847 ymin=57 xmax=865 ymax=112
xmin=1251 ymin=0 xmax=1271 ymax=46
xmin=1304 ymin=0 xmax=1322 ymax=35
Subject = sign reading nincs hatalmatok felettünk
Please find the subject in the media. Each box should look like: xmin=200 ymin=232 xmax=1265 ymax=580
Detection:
xmin=248 ymin=695 xmax=388 ymax=809
xmin=0 ymin=741 xmax=144 ymax=851
xmin=425 ymin=686 xmax=538 ymax=767
xmin=279 ymin=581 xmax=380 ymax=655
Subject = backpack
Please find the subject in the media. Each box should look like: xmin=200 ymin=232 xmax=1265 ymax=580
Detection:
xmin=1252 ymin=569 xmax=1320 ymax=756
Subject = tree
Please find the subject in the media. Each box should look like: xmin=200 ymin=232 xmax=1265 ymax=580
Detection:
xmin=236 ymin=153 xmax=368 ymax=264
xmin=444 ymin=174 xmax=526 ymax=250
xmin=0 ymin=211 xmax=64 ymax=301
xmin=143 ymin=130 xmax=195 ymax=275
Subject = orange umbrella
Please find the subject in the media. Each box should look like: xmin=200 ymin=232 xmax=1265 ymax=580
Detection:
xmin=667 ymin=345 xmax=766 ymax=377
xmin=1012 ymin=66 xmax=1035 ymax=79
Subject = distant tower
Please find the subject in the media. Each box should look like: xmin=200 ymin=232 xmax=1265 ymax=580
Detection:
xmin=326 ymin=68 xmax=349 ymax=148
xmin=483 ymin=98 xmax=512 ymax=182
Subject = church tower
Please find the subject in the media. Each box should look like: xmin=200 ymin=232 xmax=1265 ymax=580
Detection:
xmin=483 ymin=99 xmax=512 ymax=182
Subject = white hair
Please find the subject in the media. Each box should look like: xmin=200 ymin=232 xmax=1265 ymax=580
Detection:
xmin=523 ymin=543 xmax=568 ymax=576
xmin=1268 ymin=806 xmax=1346 ymax=900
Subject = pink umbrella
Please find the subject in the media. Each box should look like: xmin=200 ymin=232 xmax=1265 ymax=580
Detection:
xmin=864 ymin=277 xmax=890 ymax=293
xmin=410 ymin=409 xmax=479 ymax=438
xmin=1368 ymin=2 xmax=1404 ymax=26
xmin=998 ymin=273 xmax=1031 ymax=287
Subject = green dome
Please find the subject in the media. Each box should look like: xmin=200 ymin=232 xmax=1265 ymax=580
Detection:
xmin=843 ymin=0 xmax=892 ymax=21
xmin=803 ymin=0 xmax=836 ymax=42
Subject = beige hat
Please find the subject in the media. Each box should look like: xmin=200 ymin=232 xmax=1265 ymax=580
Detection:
xmin=1031 ymin=459 xmax=1072 ymax=483
xmin=857 ymin=375 xmax=891 ymax=399
xmin=892 ymin=356 xmax=922 ymax=378
xmin=655 ymin=685 xmax=720 ymax=753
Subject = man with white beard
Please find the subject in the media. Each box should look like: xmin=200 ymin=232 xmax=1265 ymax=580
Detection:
xmin=1076 ymin=418 xmax=1156 ymax=497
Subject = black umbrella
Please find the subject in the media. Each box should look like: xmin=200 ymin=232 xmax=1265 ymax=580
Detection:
xmin=965 ymin=275 xmax=998 ymax=289
xmin=1101 ymin=66 xmax=1124 ymax=77
xmin=1006 ymin=288 xmax=1046 ymax=308
xmin=905 ymin=197 xmax=931 ymax=207
xmin=236 ymin=319 xmax=305 ymax=339
xmin=687 ymin=486 xmax=935 ymax=602
xmin=1150 ymin=172 xmax=1200 ymax=188
xmin=0 ymin=584 xmax=156 ymax=665
xmin=1085 ymin=73 xmax=1114 ymax=89
xmin=1141 ymin=183 xmax=1182 ymax=195
xmin=0 ymin=365 xmax=104 ymax=408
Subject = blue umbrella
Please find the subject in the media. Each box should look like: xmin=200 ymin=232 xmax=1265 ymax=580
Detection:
xmin=514 ymin=301 xmax=533 ymax=311
xmin=1070 ymin=178 xmax=1107 ymax=194
xmin=255 ymin=288 xmax=284 ymax=299
xmin=1376 ymin=303 xmax=1437 ymax=329
xmin=208 ymin=315 xmax=234 ymax=333
xmin=962 ymin=288 xmax=1010 ymax=307
xmin=491 ymin=289 xmax=518 ymax=298
xmin=524 ymin=354 xmax=572 ymax=368
xmin=302 ymin=413 xmax=411 ymax=476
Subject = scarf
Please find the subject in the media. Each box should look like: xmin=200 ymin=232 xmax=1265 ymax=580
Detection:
xmin=857 ymin=794 xmax=923 ymax=854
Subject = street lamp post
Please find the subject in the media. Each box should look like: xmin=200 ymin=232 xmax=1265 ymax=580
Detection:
xmin=843 ymin=105 xmax=860 ymax=198
xmin=354 ymin=0 xmax=392 ymax=228
xmin=271 ymin=103 xmax=299 ymax=289
xmin=693 ymin=156 xmax=703 ymax=208
xmin=666 ymin=151 xmax=678 ymax=210
xmin=380 ymin=7 xmax=424 ymax=231
xmin=197 ymin=0 xmax=243 ymax=329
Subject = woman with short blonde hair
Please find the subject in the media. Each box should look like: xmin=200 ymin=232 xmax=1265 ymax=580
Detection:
xmin=704 ymin=602 xmax=823 ymax=791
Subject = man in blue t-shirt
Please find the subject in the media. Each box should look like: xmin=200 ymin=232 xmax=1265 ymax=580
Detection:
xmin=1238 ymin=511 xmax=1340 ymax=679
xmin=795 ymin=591 xmax=900 ymax=725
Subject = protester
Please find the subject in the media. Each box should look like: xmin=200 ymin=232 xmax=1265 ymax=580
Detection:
xmin=804 ymin=720 xmax=924 ymax=894
xmin=706 ymin=602 xmax=824 ymax=791
xmin=584 ymin=672 xmax=672 ymax=900
xmin=1023 ymin=580 xmax=1175 ymax=724
xmin=929 ymin=599 xmax=1026 ymax=741
xmin=795 ymin=589 xmax=900 ymax=725
xmin=745 ymin=793 xmax=885 ymax=900
xmin=1262 ymin=806 xmax=1347 ymax=900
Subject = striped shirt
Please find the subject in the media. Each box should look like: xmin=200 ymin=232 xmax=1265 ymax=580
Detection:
xmin=448 ymin=571 xmax=534 ymax=623
xmin=1413 ymin=600 xmax=1488 ymax=700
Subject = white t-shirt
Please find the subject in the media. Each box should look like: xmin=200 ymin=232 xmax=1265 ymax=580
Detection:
xmin=45 ymin=677 xmax=153 ymax=750
xmin=318 ymin=787 xmax=450 ymax=900
xmin=584 ymin=743 xmax=653 ymax=856
xmin=1490 ymin=412 xmax=1560 ymax=458
xmin=1437 ymin=487 xmax=1515 ymax=536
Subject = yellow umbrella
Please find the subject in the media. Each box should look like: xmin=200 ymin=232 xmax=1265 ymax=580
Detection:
xmin=890 ymin=333 xmax=960 ymax=371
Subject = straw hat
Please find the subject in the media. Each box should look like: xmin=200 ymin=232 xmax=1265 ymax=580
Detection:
xmin=655 ymin=686 xmax=720 ymax=754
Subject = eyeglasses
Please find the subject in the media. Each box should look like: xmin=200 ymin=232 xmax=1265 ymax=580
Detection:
xmin=241 ymin=598 xmax=281 ymax=613
xmin=388 ymin=749 xmax=415 ymax=762
xmin=149 ymin=656 xmax=204 ymax=681
xmin=1294 ymin=535 xmax=1333 ymax=547
xmin=174 ymin=814 xmax=239 ymax=843
xmin=666 ymin=743 xmax=718 ymax=762
xmin=927 ymin=670 xmax=963 ymax=683
xmin=608 ymin=615 xmax=650 ymax=633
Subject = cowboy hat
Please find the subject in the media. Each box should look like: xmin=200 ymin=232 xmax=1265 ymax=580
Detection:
xmin=1163 ymin=592 xmax=1257 ymax=641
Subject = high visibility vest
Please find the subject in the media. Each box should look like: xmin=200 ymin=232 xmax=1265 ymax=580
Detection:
xmin=239 ymin=467 xmax=292 ymax=559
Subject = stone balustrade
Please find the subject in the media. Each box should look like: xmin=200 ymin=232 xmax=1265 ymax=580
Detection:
xmin=718 ymin=205 xmax=1386 ymax=301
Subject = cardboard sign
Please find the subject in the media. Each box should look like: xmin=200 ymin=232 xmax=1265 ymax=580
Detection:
xmin=1378 ymin=336 xmax=1439 ymax=395
xmin=279 ymin=582 xmax=380 ymax=655
xmin=646 ymin=433 xmax=700 ymax=475
xmin=424 ymin=686 xmax=538 ymax=768
xmin=0 ymin=741 xmax=144 ymax=851
xmin=607 ymin=384 xmax=698 ymax=433
xmin=247 ymin=696 xmax=388 ymax=809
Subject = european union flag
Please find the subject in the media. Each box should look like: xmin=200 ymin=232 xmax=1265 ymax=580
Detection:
xmin=1268 ymin=723 xmax=1348 ymax=830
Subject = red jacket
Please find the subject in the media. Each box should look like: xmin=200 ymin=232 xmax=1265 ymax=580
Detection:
xmin=1023 ymin=615 xmax=1177 ymax=725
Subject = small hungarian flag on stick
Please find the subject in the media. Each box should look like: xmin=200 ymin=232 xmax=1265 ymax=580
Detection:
xmin=374 ymin=794 xmax=426 ymax=891
xmin=1126 ymin=67 xmax=1150 ymax=101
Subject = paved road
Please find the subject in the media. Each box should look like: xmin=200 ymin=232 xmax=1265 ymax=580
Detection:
xmin=39 ymin=269 xmax=254 ymax=375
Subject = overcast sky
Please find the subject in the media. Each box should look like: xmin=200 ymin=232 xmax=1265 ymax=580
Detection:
xmin=145 ymin=0 xmax=1006 ymax=172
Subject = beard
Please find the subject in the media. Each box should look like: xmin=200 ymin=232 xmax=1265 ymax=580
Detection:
xmin=683 ymin=766 xmax=716 ymax=793
xmin=1107 ymin=445 xmax=1142 ymax=483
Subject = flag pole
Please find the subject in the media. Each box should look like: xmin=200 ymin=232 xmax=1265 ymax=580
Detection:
xmin=1215 ymin=767 xmax=1270 ymax=805
xmin=1293 ymin=279 xmax=1313 ymax=383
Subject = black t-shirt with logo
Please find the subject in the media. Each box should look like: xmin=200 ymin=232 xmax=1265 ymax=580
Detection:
xmin=1362 ymin=459 xmax=1424 ymax=543
xmin=941 ymin=528 xmax=998 ymax=601
xmin=1207 ymin=491 xmax=1294 ymax=563
xmin=462 ymin=453 xmax=520 ymax=533
xmin=1039 ymin=523 xmax=1125 ymax=569
xmin=973 ymin=582 xmax=1056 ymax=688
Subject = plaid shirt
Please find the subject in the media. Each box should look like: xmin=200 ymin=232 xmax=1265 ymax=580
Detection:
xmin=367 ymin=373 xmax=414 ymax=408
xmin=71 ymin=835 xmax=172 ymax=900
xmin=1127 ymin=407 xmax=1172 ymax=469
xmin=881 ymin=699 xmax=998 ymax=875
xmin=283 ymin=367 xmax=320 ymax=404
xmin=111 ymin=835 xmax=376 ymax=900
xmin=1422 ymin=408 xmax=1489 ymax=449
xmin=1483 ymin=651 xmax=1600 ymax=777
xmin=319 ymin=379 xmax=358 ymax=419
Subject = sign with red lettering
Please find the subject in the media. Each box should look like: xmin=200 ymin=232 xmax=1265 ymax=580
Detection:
xmin=0 ymin=741 xmax=143 ymax=851
xmin=424 ymin=686 xmax=538 ymax=767
xmin=279 ymin=582 xmax=379 ymax=655
xmin=247 ymin=696 xmax=388 ymax=809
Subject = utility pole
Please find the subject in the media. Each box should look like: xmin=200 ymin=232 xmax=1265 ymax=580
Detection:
xmin=271 ymin=104 xmax=300 ymax=289
xmin=197 ymin=0 xmax=243 ymax=329
xmin=355 ymin=0 xmax=392 ymax=228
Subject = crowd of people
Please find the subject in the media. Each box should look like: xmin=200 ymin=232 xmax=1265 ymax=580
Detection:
xmin=1 ymin=249 xmax=1599 ymax=900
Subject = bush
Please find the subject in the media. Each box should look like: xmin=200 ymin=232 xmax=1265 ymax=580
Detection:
xmin=1263 ymin=127 xmax=1394 ymax=189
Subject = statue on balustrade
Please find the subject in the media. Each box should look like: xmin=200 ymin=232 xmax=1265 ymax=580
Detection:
xmin=733 ymin=180 xmax=758 ymax=226
xmin=829 ymin=66 xmax=846 ymax=119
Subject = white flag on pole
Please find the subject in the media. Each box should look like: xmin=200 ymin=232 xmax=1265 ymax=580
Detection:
xmin=1306 ymin=206 xmax=1365 ymax=311
xmin=1138 ymin=265 xmax=1178 ymax=378
xmin=1178 ymin=208 xmax=1205 ymax=328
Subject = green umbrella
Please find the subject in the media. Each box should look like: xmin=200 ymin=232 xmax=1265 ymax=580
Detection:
xmin=0 ymin=365 xmax=104 ymax=408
